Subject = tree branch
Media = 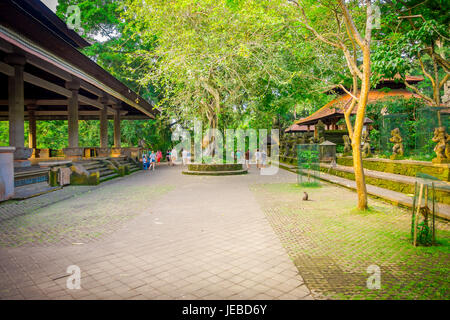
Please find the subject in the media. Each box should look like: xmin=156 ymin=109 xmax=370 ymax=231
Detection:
xmin=288 ymin=0 xmax=342 ymax=49
xmin=439 ymin=73 xmax=449 ymax=89
xmin=404 ymin=80 xmax=435 ymax=105
xmin=418 ymin=53 xmax=435 ymax=87
xmin=339 ymin=84 xmax=359 ymax=101
xmin=337 ymin=0 xmax=364 ymax=48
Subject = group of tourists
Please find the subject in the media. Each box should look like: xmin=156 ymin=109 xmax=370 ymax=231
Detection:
xmin=142 ymin=147 xmax=267 ymax=170
xmin=242 ymin=149 xmax=267 ymax=170
xmin=143 ymin=147 xmax=187 ymax=168
xmin=142 ymin=150 xmax=162 ymax=170
xmin=230 ymin=149 xmax=267 ymax=169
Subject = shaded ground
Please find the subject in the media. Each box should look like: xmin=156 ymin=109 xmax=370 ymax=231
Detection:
xmin=251 ymin=182 xmax=450 ymax=300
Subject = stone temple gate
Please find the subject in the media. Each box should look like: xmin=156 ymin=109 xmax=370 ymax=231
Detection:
xmin=0 ymin=0 xmax=158 ymax=200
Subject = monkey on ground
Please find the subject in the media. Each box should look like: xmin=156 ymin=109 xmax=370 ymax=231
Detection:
xmin=302 ymin=192 xmax=308 ymax=201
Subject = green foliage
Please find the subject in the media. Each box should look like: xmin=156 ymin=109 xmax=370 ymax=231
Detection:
xmin=365 ymin=97 xmax=426 ymax=154
xmin=0 ymin=119 xmax=171 ymax=151
xmin=372 ymin=0 xmax=449 ymax=104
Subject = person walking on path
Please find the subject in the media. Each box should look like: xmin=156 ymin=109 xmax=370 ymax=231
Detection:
xmin=236 ymin=150 xmax=242 ymax=164
xmin=182 ymin=149 xmax=189 ymax=167
xmin=261 ymin=149 xmax=267 ymax=168
xmin=245 ymin=149 xmax=250 ymax=169
xmin=156 ymin=150 xmax=162 ymax=165
xmin=187 ymin=149 xmax=191 ymax=164
xmin=142 ymin=153 xmax=149 ymax=170
xmin=255 ymin=149 xmax=262 ymax=169
xmin=166 ymin=149 xmax=171 ymax=164
xmin=149 ymin=151 xmax=156 ymax=171
xmin=171 ymin=147 xmax=177 ymax=166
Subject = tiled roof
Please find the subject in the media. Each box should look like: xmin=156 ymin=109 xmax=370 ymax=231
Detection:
xmin=294 ymin=89 xmax=423 ymax=126
xmin=285 ymin=124 xmax=314 ymax=133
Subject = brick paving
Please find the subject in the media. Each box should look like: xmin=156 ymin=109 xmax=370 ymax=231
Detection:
xmin=0 ymin=165 xmax=313 ymax=300
xmin=252 ymin=180 xmax=450 ymax=300
xmin=275 ymin=160 xmax=450 ymax=220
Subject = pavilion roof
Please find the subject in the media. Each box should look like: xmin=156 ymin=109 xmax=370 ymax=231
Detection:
xmin=0 ymin=0 xmax=157 ymax=120
xmin=285 ymin=124 xmax=314 ymax=133
xmin=294 ymin=89 xmax=424 ymax=126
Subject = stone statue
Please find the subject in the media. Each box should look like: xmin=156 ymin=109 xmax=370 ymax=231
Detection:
xmin=290 ymin=141 xmax=298 ymax=157
xmin=308 ymin=121 xmax=325 ymax=144
xmin=297 ymin=133 xmax=307 ymax=144
xmin=361 ymin=130 xmax=371 ymax=158
xmin=280 ymin=135 xmax=289 ymax=157
xmin=315 ymin=120 xmax=326 ymax=144
xmin=285 ymin=136 xmax=294 ymax=157
xmin=343 ymin=135 xmax=351 ymax=155
xmin=431 ymin=126 xmax=450 ymax=163
xmin=390 ymin=128 xmax=404 ymax=158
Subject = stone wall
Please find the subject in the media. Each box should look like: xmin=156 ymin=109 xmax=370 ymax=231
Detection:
xmin=337 ymin=156 xmax=450 ymax=182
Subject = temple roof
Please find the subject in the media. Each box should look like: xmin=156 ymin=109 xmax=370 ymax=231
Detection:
xmin=294 ymin=89 xmax=424 ymax=126
xmin=0 ymin=0 xmax=157 ymax=120
xmin=285 ymin=124 xmax=314 ymax=133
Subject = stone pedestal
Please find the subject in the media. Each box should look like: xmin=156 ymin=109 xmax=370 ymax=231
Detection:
xmin=63 ymin=147 xmax=84 ymax=160
xmin=0 ymin=147 xmax=16 ymax=201
xmin=432 ymin=157 xmax=450 ymax=164
xmin=110 ymin=147 xmax=123 ymax=158
xmin=39 ymin=148 xmax=51 ymax=158
xmin=13 ymin=147 xmax=33 ymax=167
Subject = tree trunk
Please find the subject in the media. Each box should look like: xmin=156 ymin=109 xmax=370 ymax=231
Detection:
xmin=351 ymin=47 xmax=370 ymax=210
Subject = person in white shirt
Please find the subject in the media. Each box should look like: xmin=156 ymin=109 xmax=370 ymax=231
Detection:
xmin=182 ymin=149 xmax=188 ymax=166
xmin=261 ymin=150 xmax=267 ymax=168
xmin=171 ymin=148 xmax=177 ymax=166
xmin=255 ymin=149 xmax=262 ymax=169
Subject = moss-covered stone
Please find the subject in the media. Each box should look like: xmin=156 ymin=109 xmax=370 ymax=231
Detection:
xmin=320 ymin=167 xmax=450 ymax=205
xmin=70 ymin=170 xmax=99 ymax=185
xmin=48 ymin=169 xmax=59 ymax=187
xmin=187 ymin=163 xmax=243 ymax=172
xmin=182 ymin=169 xmax=248 ymax=176
xmin=280 ymin=156 xmax=297 ymax=165
xmin=337 ymin=157 xmax=450 ymax=181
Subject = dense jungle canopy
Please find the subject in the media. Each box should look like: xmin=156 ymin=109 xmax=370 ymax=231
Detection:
xmin=0 ymin=0 xmax=448 ymax=151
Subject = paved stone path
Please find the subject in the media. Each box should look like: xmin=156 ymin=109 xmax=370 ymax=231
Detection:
xmin=0 ymin=165 xmax=313 ymax=300
xmin=276 ymin=161 xmax=450 ymax=220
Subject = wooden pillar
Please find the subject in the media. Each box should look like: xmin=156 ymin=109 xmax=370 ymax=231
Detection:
xmin=27 ymin=104 xmax=37 ymax=149
xmin=100 ymin=106 xmax=108 ymax=148
xmin=113 ymin=105 xmax=121 ymax=148
xmin=5 ymin=54 xmax=26 ymax=150
xmin=65 ymin=80 xmax=80 ymax=148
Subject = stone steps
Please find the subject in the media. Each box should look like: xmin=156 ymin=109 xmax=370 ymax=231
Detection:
xmin=14 ymin=166 xmax=49 ymax=187
xmin=13 ymin=182 xmax=61 ymax=200
xmin=75 ymin=160 xmax=119 ymax=182
xmin=100 ymin=172 xmax=119 ymax=182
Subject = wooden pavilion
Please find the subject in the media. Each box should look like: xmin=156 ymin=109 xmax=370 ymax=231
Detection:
xmin=0 ymin=0 xmax=158 ymax=164
xmin=0 ymin=0 xmax=159 ymax=200
xmin=289 ymin=76 xmax=424 ymax=133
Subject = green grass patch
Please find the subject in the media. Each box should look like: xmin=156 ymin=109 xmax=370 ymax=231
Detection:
xmin=252 ymin=182 xmax=450 ymax=300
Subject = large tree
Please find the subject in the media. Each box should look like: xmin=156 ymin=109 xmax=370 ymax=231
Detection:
xmin=287 ymin=0 xmax=376 ymax=209
xmin=121 ymin=0 xmax=325 ymax=132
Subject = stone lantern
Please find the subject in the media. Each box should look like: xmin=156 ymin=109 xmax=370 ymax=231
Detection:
xmin=319 ymin=140 xmax=336 ymax=162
